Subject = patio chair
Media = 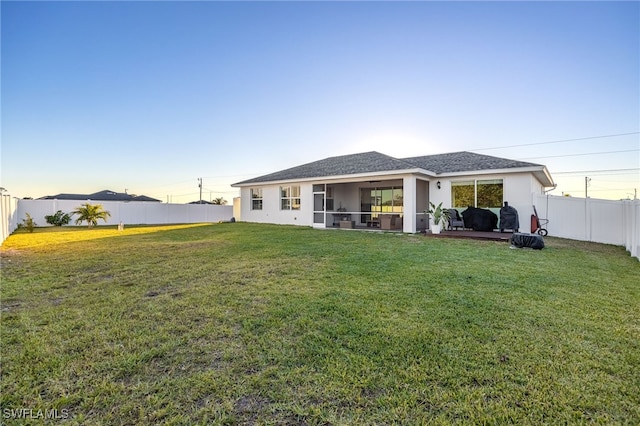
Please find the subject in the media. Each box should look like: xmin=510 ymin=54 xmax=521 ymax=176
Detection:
xmin=380 ymin=214 xmax=402 ymax=230
xmin=448 ymin=209 xmax=465 ymax=230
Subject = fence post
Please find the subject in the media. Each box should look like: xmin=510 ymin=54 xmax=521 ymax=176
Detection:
xmin=632 ymin=200 xmax=639 ymax=260
xmin=585 ymin=197 xmax=591 ymax=242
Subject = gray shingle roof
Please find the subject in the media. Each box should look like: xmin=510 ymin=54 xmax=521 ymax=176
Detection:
xmin=233 ymin=151 xmax=545 ymax=186
xmin=402 ymin=151 xmax=542 ymax=174
xmin=234 ymin=152 xmax=416 ymax=185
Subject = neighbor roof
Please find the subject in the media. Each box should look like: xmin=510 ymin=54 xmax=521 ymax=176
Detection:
xmin=39 ymin=190 xmax=161 ymax=202
xmin=233 ymin=151 xmax=548 ymax=186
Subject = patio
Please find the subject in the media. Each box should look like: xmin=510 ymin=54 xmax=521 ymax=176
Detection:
xmin=425 ymin=230 xmax=514 ymax=242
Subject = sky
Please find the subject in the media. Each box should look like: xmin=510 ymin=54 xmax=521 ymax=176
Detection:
xmin=2 ymin=1 xmax=639 ymax=203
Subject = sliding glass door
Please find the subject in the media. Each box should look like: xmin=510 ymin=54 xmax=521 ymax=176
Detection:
xmin=360 ymin=186 xmax=403 ymax=224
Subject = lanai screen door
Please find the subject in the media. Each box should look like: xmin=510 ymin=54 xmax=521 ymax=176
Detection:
xmin=313 ymin=184 xmax=325 ymax=227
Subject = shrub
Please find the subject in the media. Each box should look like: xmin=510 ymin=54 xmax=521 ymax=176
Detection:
xmin=45 ymin=210 xmax=72 ymax=226
xmin=17 ymin=213 xmax=36 ymax=233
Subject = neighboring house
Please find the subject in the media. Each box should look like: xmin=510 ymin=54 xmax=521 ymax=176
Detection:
xmin=39 ymin=190 xmax=161 ymax=203
xmin=232 ymin=151 xmax=554 ymax=233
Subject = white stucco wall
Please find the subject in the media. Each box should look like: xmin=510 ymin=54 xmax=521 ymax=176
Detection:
xmin=238 ymin=171 xmax=550 ymax=233
xmin=240 ymin=183 xmax=314 ymax=227
xmin=365 ymin=173 xmax=540 ymax=233
xmin=425 ymin=172 xmax=547 ymax=229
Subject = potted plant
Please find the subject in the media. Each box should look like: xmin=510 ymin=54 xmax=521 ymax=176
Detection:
xmin=426 ymin=202 xmax=451 ymax=234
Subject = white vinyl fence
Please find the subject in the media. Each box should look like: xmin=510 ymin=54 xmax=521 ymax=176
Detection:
xmin=2 ymin=199 xmax=233 ymax=242
xmin=1 ymin=194 xmax=18 ymax=244
xmin=534 ymin=195 xmax=639 ymax=261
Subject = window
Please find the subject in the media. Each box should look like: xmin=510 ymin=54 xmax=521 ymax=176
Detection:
xmin=451 ymin=179 xmax=503 ymax=208
xmin=360 ymin=186 xmax=403 ymax=221
xmin=477 ymin=179 xmax=503 ymax=208
xmin=250 ymin=188 xmax=263 ymax=210
xmin=392 ymin=188 xmax=403 ymax=213
xmin=280 ymin=185 xmax=301 ymax=210
xmin=452 ymin=181 xmax=474 ymax=208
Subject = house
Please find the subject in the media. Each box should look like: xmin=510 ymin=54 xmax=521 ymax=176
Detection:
xmin=232 ymin=151 xmax=554 ymax=233
xmin=39 ymin=190 xmax=161 ymax=203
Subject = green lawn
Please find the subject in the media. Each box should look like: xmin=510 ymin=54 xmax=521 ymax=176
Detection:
xmin=1 ymin=223 xmax=638 ymax=425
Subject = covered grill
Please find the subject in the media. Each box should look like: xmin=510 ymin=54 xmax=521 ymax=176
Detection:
xmin=499 ymin=202 xmax=519 ymax=232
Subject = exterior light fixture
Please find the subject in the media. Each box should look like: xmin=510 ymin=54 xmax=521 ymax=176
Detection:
xmin=437 ymin=181 xmax=441 ymax=189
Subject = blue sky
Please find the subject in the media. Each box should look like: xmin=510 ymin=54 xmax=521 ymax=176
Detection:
xmin=2 ymin=1 xmax=638 ymax=203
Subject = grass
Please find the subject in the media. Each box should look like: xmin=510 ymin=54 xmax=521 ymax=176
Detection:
xmin=1 ymin=223 xmax=638 ymax=425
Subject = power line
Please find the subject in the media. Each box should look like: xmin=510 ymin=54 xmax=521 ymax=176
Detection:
xmin=563 ymin=185 xmax=638 ymax=192
xmin=472 ymin=131 xmax=639 ymax=152
xmin=518 ymin=149 xmax=639 ymax=160
xmin=553 ymin=168 xmax=640 ymax=175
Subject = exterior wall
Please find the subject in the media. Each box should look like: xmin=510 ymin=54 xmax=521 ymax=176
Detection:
xmin=429 ymin=172 xmax=545 ymax=228
xmin=242 ymin=178 xmax=413 ymax=228
xmin=240 ymin=183 xmax=314 ymax=227
xmin=503 ymin=173 xmax=545 ymax=220
xmin=402 ymin=176 xmax=417 ymax=233
xmin=238 ymin=171 xmax=548 ymax=233
xmin=14 ymin=199 xmax=234 ymax=227
xmin=428 ymin=179 xmax=449 ymax=207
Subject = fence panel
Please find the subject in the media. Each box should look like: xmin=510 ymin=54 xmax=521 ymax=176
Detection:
xmin=11 ymin=199 xmax=234 ymax=230
xmin=535 ymin=195 xmax=586 ymax=240
xmin=589 ymin=198 xmax=624 ymax=246
xmin=1 ymin=194 xmax=18 ymax=244
xmin=535 ymin=195 xmax=639 ymax=261
xmin=623 ymin=200 xmax=639 ymax=259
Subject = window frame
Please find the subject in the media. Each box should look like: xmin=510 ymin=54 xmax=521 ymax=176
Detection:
xmin=360 ymin=186 xmax=404 ymax=220
xmin=280 ymin=185 xmax=301 ymax=210
xmin=451 ymin=179 xmax=503 ymax=209
xmin=250 ymin=188 xmax=263 ymax=210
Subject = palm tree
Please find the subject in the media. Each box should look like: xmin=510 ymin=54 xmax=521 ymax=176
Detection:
xmin=73 ymin=203 xmax=111 ymax=228
xmin=211 ymin=197 xmax=227 ymax=205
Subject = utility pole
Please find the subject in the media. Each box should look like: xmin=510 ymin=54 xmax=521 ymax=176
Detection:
xmin=198 ymin=178 xmax=203 ymax=203
xmin=585 ymin=176 xmax=591 ymax=198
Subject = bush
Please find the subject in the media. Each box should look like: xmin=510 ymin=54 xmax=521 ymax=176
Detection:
xmin=45 ymin=210 xmax=72 ymax=226
xmin=17 ymin=213 xmax=36 ymax=233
